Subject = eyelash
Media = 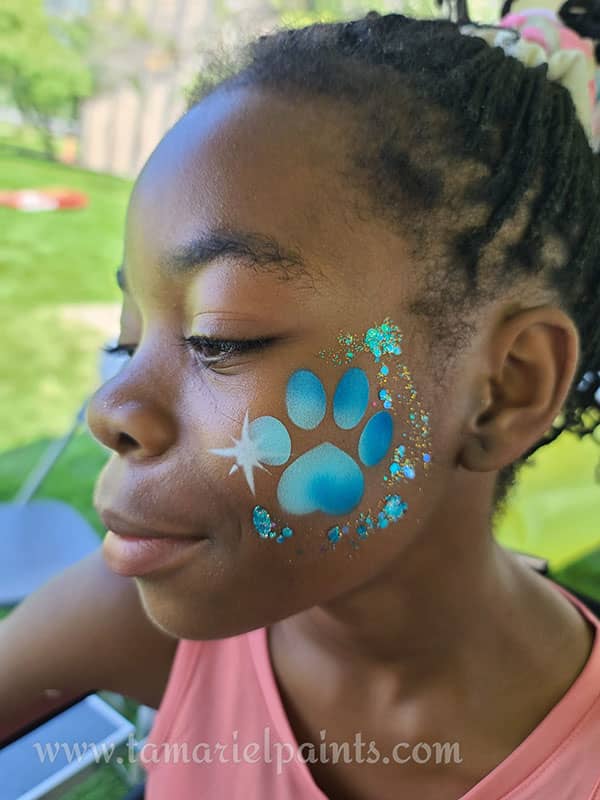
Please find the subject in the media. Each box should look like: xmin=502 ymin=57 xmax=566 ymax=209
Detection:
xmin=102 ymin=335 xmax=272 ymax=367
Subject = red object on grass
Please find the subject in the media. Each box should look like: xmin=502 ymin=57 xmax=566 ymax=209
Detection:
xmin=0 ymin=188 xmax=88 ymax=212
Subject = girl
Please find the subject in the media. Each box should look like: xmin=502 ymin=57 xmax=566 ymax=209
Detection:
xmin=3 ymin=11 xmax=600 ymax=800
xmin=91 ymin=12 xmax=600 ymax=797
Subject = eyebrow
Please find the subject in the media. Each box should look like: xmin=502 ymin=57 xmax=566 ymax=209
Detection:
xmin=116 ymin=229 xmax=308 ymax=292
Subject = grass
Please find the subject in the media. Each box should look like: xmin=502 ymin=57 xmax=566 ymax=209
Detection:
xmin=0 ymin=148 xmax=130 ymax=451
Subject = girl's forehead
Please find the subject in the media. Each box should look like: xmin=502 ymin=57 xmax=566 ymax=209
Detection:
xmin=129 ymin=92 xmax=339 ymax=253
xmin=123 ymin=86 xmax=418 ymax=309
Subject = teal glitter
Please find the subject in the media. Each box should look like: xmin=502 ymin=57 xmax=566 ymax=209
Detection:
xmin=382 ymin=495 xmax=408 ymax=521
xmin=389 ymin=463 xmax=400 ymax=475
xmin=253 ymin=506 xmax=272 ymax=539
xmin=346 ymin=352 xmax=354 ymax=359
xmin=396 ymin=445 xmax=406 ymax=457
xmin=378 ymin=388 xmax=392 ymax=408
xmin=409 ymin=413 xmax=416 ymax=421
xmin=357 ymin=524 xmax=368 ymax=538
xmin=380 ymin=365 xmax=389 ymax=376
xmin=377 ymin=512 xmax=389 ymax=529
xmin=253 ymin=506 xmax=293 ymax=543
xmin=364 ymin=320 xmax=403 ymax=363
xmin=365 ymin=515 xmax=374 ymax=529
xmin=327 ymin=526 xmax=342 ymax=543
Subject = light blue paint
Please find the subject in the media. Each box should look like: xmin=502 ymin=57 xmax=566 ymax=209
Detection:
xmin=277 ymin=442 xmax=364 ymax=515
xmin=333 ymin=368 xmax=369 ymax=430
xmin=358 ymin=411 xmax=393 ymax=467
xmin=249 ymin=416 xmax=291 ymax=465
xmin=286 ymin=370 xmax=326 ymax=430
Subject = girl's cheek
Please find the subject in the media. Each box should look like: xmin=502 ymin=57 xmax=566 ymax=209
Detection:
xmin=207 ymin=318 xmax=432 ymax=552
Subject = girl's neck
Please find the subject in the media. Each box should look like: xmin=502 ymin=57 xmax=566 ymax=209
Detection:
xmin=274 ymin=475 xmax=593 ymax=692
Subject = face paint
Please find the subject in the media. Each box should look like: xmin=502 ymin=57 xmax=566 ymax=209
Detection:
xmin=208 ymin=411 xmax=270 ymax=495
xmin=285 ymin=369 xmax=327 ymax=429
xmin=317 ymin=317 xmax=431 ymax=550
xmin=209 ymin=413 xmax=292 ymax=495
xmin=209 ymin=318 xmax=430 ymax=549
xmin=277 ymin=442 xmax=365 ymax=515
xmin=252 ymin=505 xmax=294 ymax=543
xmin=332 ymin=367 xmax=369 ymax=429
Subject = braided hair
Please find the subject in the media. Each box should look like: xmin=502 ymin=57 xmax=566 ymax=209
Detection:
xmin=187 ymin=11 xmax=600 ymax=510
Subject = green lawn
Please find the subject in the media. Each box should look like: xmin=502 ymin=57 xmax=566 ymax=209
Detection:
xmin=0 ymin=149 xmax=130 ymax=452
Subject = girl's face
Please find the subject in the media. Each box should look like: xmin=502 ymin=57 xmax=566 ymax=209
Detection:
xmin=87 ymin=87 xmax=455 ymax=640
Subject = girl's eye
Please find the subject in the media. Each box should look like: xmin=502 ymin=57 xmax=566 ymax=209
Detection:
xmin=179 ymin=335 xmax=273 ymax=367
xmin=102 ymin=336 xmax=272 ymax=368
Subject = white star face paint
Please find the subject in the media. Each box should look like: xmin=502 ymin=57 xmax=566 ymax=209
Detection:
xmin=209 ymin=411 xmax=291 ymax=495
xmin=208 ymin=411 xmax=269 ymax=495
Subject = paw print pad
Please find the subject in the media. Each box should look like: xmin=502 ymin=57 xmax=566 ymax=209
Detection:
xmin=256 ymin=367 xmax=393 ymax=516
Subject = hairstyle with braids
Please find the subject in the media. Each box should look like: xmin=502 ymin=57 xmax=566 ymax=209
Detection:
xmin=187 ymin=11 xmax=600 ymax=512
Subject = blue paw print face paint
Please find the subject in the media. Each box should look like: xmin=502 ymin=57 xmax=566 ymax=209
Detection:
xmin=209 ymin=317 xmax=431 ymax=550
xmin=276 ymin=368 xmax=393 ymax=515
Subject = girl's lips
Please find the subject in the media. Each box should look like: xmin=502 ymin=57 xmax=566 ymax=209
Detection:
xmin=102 ymin=530 xmax=209 ymax=577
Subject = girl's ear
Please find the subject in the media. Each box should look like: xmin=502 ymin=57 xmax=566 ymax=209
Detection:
xmin=458 ymin=305 xmax=579 ymax=473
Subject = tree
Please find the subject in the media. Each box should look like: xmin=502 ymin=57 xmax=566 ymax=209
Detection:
xmin=0 ymin=0 xmax=92 ymax=158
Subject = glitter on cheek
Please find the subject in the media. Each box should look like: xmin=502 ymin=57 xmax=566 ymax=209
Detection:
xmin=252 ymin=505 xmax=294 ymax=543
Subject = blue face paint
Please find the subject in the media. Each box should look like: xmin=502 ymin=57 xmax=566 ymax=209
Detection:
xmin=249 ymin=416 xmax=291 ymax=465
xmin=277 ymin=442 xmax=364 ymax=515
xmin=216 ymin=318 xmax=429 ymax=550
xmin=358 ymin=411 xmax=393 ymax=467
xmin=333 ymin=367 xmax=369 ymax=429
xmin=286 ymin=369 xmax=326 ymax=430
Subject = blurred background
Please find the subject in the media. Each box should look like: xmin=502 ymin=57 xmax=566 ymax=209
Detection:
xmin=1 ymin=1 xmax=599 ymax=797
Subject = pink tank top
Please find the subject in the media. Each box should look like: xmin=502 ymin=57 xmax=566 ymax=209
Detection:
xmin=142 ymin=582 xmax=600 ymax=799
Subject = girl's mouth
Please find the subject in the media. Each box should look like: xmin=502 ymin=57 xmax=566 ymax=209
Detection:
xmin=102 ymin=531 xmax=210 ymax=577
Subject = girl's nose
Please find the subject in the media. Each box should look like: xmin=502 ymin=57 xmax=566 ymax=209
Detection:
xmin=86 ymin=380 xmax=178 ymax=459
